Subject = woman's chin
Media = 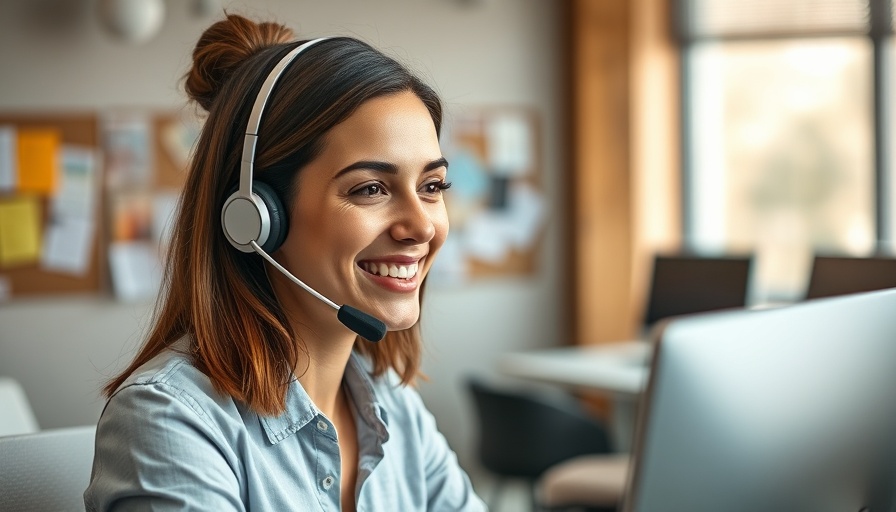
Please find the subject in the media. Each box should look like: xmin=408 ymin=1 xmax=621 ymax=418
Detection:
xmin=385 ymin=318 xmax=418 ymax=332
xmin=382 ymin=306 xmax=421 ymax=332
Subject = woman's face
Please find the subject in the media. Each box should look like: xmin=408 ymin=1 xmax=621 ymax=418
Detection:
xmin=273 ymin=90 xmax=449 ymax=336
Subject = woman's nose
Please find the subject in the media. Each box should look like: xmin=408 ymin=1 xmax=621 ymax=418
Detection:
xmin=390 ymin=196 xmax=436 ymax=244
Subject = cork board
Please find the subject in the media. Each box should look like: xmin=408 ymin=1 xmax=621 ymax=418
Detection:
xmin=0 ymin=113 xmax=105 ymax=296
xmin=0 ymin=111 xmax=195 ymax=299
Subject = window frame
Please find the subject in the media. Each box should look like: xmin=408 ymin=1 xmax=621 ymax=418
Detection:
xmin=676 ymin=0 xmax=893 ymax=250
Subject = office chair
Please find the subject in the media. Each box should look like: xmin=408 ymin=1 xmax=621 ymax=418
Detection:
xmin=0 ymin=425 xmax=96 ymax=512
xmin=804 ymin=254 xmax=896 ymax=300
xmin=536 ymin=453 xmax=629 ymax=511
xmin=643 ymin=253 xmax=753 ymax=329
xmin=0 ymin=377 xmax=40 ymax=436
xmin=466 ymin=377 xmax=614 ymax=511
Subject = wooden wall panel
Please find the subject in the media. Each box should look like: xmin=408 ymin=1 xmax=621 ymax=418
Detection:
xmin=568 ymin=0 xmax=635 ymax=345
xmin=567 ymin=0 xmax=680 ymax=345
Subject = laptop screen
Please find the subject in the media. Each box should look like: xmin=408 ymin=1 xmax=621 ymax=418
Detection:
xmin=624 ymin=289 xmax=896 ymax=512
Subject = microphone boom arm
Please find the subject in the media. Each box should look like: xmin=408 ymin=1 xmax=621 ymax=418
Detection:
xmin=249 ymin=241 xmax=386 ymax=341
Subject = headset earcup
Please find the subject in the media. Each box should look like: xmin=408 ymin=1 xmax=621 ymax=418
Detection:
xmin=252 ymin=181 xmax=288 ymax=253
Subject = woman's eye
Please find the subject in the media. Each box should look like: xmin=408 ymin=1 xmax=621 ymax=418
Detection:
xmin=353 ymin=183 xmax=385 ymax=197
xmin=422 ymin=180 xmax=452 ymax=194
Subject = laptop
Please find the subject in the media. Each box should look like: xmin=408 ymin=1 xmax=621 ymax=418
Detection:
xmin=623 ymin=288 xmax=896 ymax=512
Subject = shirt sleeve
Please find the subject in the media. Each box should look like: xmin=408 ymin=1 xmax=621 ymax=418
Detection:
xmin=405 ymin=389 xmax=488 ymax=512
xmin=84 ymin=382 xmax=245 ymax=512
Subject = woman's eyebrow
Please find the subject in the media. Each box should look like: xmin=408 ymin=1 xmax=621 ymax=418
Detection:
xmin=334 ymin=157 xmax=449 ymax=178
xmin=425 ymin=157 xmax=449 ymax=172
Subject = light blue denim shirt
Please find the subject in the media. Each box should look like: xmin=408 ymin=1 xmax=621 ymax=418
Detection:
xmin=84 ymin=341 xmax=486 ymax=511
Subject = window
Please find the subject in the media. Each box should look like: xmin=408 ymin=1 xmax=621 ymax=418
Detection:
xmin=679 ymin=0 xmax=893 ymax=302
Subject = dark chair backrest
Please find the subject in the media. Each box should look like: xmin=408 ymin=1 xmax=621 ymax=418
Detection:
xmin=805 ymin=255 xmax=896 ymax=300
xmin=467 ymin=377 xmax=611 ymax=479
xmin=643 ymin=254 xmax=752 ymax=328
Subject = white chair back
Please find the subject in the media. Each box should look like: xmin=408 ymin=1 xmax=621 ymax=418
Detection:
xmin=0 ymin=425 xmax=96 ymax=512
xmin=0 ymin=377 xmax=39 ymax=436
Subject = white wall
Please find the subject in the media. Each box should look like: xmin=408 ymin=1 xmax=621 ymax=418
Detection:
xmin=0 ymin=0 xmax=565 ymax=467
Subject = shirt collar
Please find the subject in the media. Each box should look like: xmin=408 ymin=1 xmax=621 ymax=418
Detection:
xmin=344 ymin=352 xmax=390 ymax=443
xmin=259 ymin=351 xmax=390 ymax=445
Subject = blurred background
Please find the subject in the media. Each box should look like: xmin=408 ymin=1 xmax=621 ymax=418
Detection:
xmin=1 ymin=0 xmax=895 ymax=507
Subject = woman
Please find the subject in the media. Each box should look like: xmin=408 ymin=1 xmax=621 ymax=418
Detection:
xmin=85 ymin=13 xmax=486 ymax=511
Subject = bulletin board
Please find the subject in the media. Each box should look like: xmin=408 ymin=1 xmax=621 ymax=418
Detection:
xmin=431 ymin=106 xmax=547 ymax=283
xmin=0 ymin=110 xmax=197 ymax=300
xmin=0 ymin=114 xmax=105 ymax=296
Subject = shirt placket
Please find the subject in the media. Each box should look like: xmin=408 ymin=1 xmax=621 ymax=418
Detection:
xmin=314 ymin=414 xmax=342 ymax=511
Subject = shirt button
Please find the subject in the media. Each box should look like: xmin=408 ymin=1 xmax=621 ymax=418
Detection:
xmin=322 ymin=475 xmax=335 ymax=489
xmin=317 ymin=420 xmax=329 ymax=431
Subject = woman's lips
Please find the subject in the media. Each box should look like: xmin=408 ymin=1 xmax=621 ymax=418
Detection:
xmin=359 ymin=260 xmax=419 ymax=279
xmin=358 ymin=258 xmax=423 ymax=292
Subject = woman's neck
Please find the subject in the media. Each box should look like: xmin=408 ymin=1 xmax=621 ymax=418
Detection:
xmin=291 ymin=319 xmax=358 ymax=419
xmin=268 ymin=266 xmax=359 ymax=417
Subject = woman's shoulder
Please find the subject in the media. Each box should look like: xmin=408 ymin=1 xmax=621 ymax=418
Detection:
xmin=107 ymin=338 xmax=236 ymax=427
xmin=115 ymin=340 xmax=201 ymax=391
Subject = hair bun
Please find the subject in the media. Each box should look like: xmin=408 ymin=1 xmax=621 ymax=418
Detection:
xmin=185 ymin=13 xmax=295 ymax=111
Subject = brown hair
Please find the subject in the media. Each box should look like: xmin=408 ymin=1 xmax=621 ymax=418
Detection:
xmin=104 ymin=13 xmax=443 ymax=415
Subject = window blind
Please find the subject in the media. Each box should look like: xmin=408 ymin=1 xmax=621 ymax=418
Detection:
xmin=677 ymin=0 xmax=886 ymax=40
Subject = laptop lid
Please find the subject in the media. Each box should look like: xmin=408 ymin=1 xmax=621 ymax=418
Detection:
xmin=624 ymin=288 xmax=896 ymax=512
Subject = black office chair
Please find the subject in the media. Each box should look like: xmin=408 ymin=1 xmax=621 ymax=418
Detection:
xmin=804 ymin=254 xmax=896 ymax=300
xmin=642 ymin=253 xmax=753 ymax=329
xmin=466 ymin=377 xmax=614 ymax=511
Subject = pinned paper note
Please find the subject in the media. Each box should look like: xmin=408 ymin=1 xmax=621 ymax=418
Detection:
xmin=0 ymin=196 xmax=42 ymax=267
xmin=485 ymin=112 xmax=533 ymax=177
xmin=41 ymin=218 xmax=94 ymax=275
xmin=53 ymin=146 xmax=98 ymax=221
xmin=504 ymin=182 xmax=546 ymax=249
xmin=104 ymin=114 xmax=153 ymax=189
xmin=0 ymin=126 xmax=15 ymax=192
xmin=17 ymin=129 xmax=59 ymax=195
xmin=109 ymin=241 xmax=162 ymax=301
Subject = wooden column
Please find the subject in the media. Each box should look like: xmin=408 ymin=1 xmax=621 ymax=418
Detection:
xmin=566 ymin=0 xmax=680 ymax=346
xmin=567 ymin=0 xmax=635 ymax=345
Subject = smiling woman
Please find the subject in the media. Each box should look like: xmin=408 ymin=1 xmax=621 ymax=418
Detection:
xmin=83 ymin=13 xmax=484 ymax=512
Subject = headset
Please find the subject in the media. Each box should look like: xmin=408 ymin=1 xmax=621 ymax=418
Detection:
xmin=220 ymin=38 xmax=386 ymax=342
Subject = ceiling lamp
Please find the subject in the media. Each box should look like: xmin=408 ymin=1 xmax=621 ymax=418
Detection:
xmin=97 ymin=0 xmax=166 ymax=44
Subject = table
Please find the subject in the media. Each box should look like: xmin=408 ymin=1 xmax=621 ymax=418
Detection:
xmin=496 ymin=341 xmax=652 ymax=452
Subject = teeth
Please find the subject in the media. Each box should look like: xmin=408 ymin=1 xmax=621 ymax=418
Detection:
xmin=362 ymin=261 xmax=419 ymax=279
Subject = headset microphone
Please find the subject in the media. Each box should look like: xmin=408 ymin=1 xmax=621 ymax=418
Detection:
xmin=221 ymin=37 xmax=387 ymax=342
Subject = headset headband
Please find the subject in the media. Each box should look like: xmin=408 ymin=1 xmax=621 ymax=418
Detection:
xmin=236 ymin=37 xmax=331 ymax=200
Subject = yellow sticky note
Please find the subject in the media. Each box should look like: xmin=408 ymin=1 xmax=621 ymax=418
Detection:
xmin=17 ymin=129 xmax=59 ymax=195
xmin=0 ymin=196 xmax=42 ymax=267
